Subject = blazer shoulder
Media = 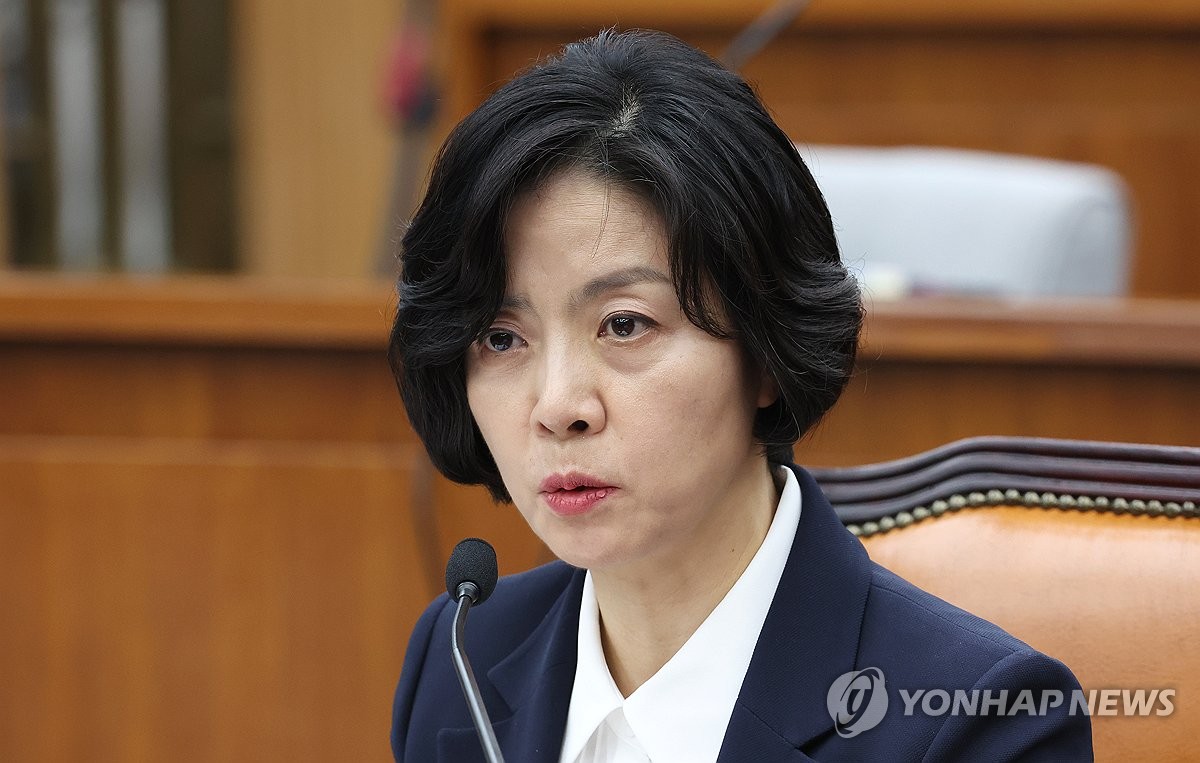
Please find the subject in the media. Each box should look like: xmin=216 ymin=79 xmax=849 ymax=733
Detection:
xmin=391 ymin=560 xmax=581 ymax=761
xmin=849 ymin=563 xmax=1092 ymax=761
xmin=863 ymin=562 xmax=1037 ymax=669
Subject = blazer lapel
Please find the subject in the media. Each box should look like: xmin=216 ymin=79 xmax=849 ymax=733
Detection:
xmin=437 ymin=567 xmax=586 ymax=763
xmin=718 ymin=465 xmax=874 ymax=761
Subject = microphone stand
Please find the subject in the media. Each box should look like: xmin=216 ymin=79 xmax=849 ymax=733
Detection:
xmin=721 ymin=0 xmax=813 ymax=71
xmin=450 ymin=581 xmax=505 ymax=763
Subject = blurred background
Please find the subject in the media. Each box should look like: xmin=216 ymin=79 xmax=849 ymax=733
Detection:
xmin=1 ymin=0 xmax=1198 ymax=760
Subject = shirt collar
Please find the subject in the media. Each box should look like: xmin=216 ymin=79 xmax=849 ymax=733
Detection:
xmin=559 ymin=571 xmax=631 ymax=762
xmin=560 ymin=465 xmax=802 ymax=762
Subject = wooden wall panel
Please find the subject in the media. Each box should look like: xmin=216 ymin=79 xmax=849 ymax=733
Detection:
xmin=0 ymin=438 xmax=426 ymax=762
xmin=231 ymin=0 xmax=404 ymax=276
xmin=0 ymin=274 xmax=407 ymax=443
xmin=0 ymin=279 xmax=432 ymax=760
xmin=0 ymin=342 xmax=409 ymax=442
xmin=432 ymin=478 xmax=554 ymax=578
xmin=798 ymin=360 xmax=1200 ymax=467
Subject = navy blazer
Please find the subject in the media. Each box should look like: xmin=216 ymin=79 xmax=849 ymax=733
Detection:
xmin=392 ymin=466 xmax=1093 ymax=762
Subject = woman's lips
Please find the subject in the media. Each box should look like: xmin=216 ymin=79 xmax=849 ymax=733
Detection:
xmin=538 ymin=471 xmax=617 ymax=516
xmin=540 ymin=486 xmax=615 ymax=516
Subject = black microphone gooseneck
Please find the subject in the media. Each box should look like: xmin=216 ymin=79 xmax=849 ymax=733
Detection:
xmin=445 ymin=538 xmax=505 ymax=763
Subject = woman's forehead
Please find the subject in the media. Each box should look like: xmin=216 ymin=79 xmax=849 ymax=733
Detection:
xmin=502 ymin=171 xmax=671 ymax=298
xmin=508 ymin=170 xmax=662 ymax=243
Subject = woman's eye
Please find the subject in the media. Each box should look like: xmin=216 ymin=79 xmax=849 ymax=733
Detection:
xmin=482 ymin=330 xmax=523 ymax=352
xmin=602 ymin=314 xmax=651 ymax=339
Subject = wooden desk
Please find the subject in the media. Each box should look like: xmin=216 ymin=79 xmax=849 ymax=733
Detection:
xmin=807 ymin=296 xmax=1200 ymax=465
xmin=1 ymin=275 xmax=1197 ymax=760
xmin=0 ymin=276 xmax=425 ymax=761
xmin=437 ymin=0 xmax=1200 ymax=298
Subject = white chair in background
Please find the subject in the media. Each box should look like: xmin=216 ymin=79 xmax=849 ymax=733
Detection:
xmin=797 ymin=145 xmax=1133 ymax=298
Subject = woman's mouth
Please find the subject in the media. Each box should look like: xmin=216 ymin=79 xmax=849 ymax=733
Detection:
xmin=539 ymin=472 xmax=617 ymax=516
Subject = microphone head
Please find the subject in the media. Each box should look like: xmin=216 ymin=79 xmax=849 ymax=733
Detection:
xmin=445 ymin=538 xmax=499 ymax=605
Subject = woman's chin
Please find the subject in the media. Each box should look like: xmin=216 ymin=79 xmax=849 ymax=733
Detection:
xmin=527 ymin=505 xmax=653 ymax=571
xmin=539 ymin=532 xmax=633 ymax=572
xmin=544 ymin=542 xmax=617 ymax=571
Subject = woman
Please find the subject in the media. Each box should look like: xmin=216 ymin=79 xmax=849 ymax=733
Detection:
xmin=389 ymin=30 xmax=1091 ymax=762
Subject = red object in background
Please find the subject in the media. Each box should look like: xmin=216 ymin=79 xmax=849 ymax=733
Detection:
xmin=383 ymin=26 xmax=436 ymax=127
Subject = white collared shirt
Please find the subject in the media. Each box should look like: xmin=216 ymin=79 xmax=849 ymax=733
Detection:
xmin=558 ymin=466 xmax=802 ymax=763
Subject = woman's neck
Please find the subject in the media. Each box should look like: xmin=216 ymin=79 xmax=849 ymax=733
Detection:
xmin=591 ymin=461 xmax=783 ymax=697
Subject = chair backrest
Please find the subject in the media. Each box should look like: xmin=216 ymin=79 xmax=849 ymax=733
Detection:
xmin=811 ymin=437 xmax=1200 ymax=763
xmin=797 ymin=145 xmax=1132 ymax=297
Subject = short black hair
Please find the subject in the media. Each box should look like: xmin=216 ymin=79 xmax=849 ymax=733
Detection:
xmin=389 ymin=29 xmax=861 ymax=502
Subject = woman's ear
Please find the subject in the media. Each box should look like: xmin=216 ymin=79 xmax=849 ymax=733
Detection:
xmin=756 ymin=369 xmax=780 ymax=409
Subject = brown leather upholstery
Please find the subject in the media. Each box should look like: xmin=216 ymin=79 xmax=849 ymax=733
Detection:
xmin=811 ymin=437 xmax=1200 ymax=763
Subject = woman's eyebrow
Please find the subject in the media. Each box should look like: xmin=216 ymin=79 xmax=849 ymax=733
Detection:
xmin=499 ymin=266 xmax=671 ymax=315
xmin=566 ymin=266 xmax=671 ymax=314
xmin=499 ymin=294 xmax=533 ymax=312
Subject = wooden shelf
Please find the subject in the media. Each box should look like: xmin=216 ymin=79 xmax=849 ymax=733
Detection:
xmin=0 ymin=274 xmax=396 ymax=349
xmin=864 ymin=296 xmax=1200 ymax=367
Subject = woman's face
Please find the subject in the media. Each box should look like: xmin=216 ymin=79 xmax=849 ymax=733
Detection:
xmin=466 ymin=170 xmax=776 ymax=574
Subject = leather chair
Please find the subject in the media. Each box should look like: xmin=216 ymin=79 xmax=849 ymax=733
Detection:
xmin=811 ymin=437 xmax=1200 ymax=763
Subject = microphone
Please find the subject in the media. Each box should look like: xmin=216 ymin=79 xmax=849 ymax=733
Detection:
xmin=445 ymin=538 xmax=505 ymax=763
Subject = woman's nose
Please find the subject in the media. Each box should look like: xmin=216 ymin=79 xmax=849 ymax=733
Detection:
xmin=530 ymin=347 xmax=605 ymax=438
